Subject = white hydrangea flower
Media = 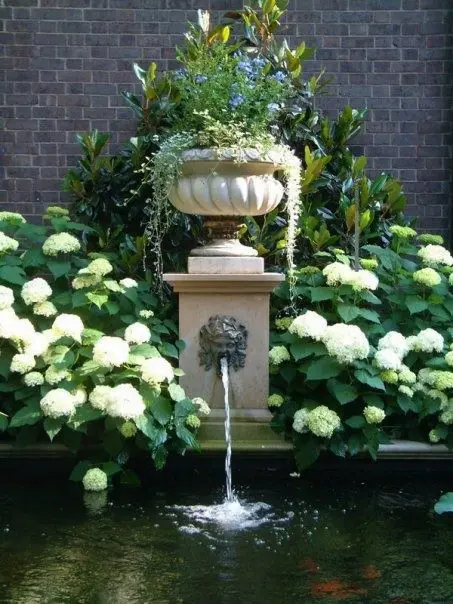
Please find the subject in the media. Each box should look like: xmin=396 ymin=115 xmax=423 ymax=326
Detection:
xmin=374 ymin=349 xmax=402 ymax=371
xmin=413 ymin=268 xmax=441 ymax=287
xmin=106 ymin=384 xmax=145 ymax=420
xmin=192 ymin=397 xmax=211 ymax=416
xmin=408 ymin=328 xmax=444 ymax=353
xmin=83 ymin=468 xmax=108 ymax=492
xmin=307 ymin=406 xmax=341 ymax=438
xmin=85 ymin=257 xmax=113 ymax=276
xmin=347 ymin=269 xmax=379 ymax=291
xmin=52 ymin=314 xmax=84 ymax=342
xmin=363 ymin=406 xmax=386 ymax=424
xmin=42 ymin=232 xmax=81 ymax=256
xmin=24 ymin=371 xmax=44 ymax=387
xmin=0 ymin=211 xmax=26 ymax=225
xmin=445 ymin=351 xmax=453 ymax=367
xmin=72 ymin=274 xmax=102 ymax=290
xmin=120 ymin=278 xmax=138 ymax=289
xmin=93 ymin=336 xmax=129 ymax=368
xmin=139 ymin=309 xmax=154 ymax=319
xmin=398 ymin=365 xmax=417 ymax=385
xmin=268 ymin=394 xmax=284 ymax=408
xmin=0 ymin=232 xmax=19 ymax=254
xmin=33 ymin=301 xmax=58 ymax=317
xmin=429 ymin=429 xmax=442 ymax=443
xmin=289 ymin=311 xmax=327 ymax=341
xmin=42 ymin=328 xmax=60 ymax=344
xmin=45 ymin=205 xmax=69 ymax=217
xmin=72 ymin=387 xmax=87 ymax=406
xmin=10 ymin=353 xmax=36 ymax=374
xmin=269 ymin=345 xmax=290 ymax=365
xmin=0 ymin=285 xmax=14 ymax=310
xmin=89 ymin=385 xmax=113 ymax=411
xmin=293 ymin=408 xmax=309 ymax=433
xmin=0 ymin=308 xmax=17 ymax=339
xmin=11 ymin=318 xmax=35 ymax=345
xmin=24 ymin=332 xmax=50 ymax=357
xmin=322 ymin=261 xmax=353 ymax=286
xmin=378 ymin=332 xmax=409 ymax=359
xmin=418 ymin=244 xmax=453 ymax=267
xmin=398 ymin=385 xmax=414 ymax=398
xmin=40 ymin=388 xmax=76 ymax=418
xmin=124 ymin=322 xmax=151 ymax=344
xmin=21 ymin=278 xmax=52 ymax=306
xmin=45 ymin=365 xmax=71 ymax=385
xmin=321 ymin=324 xmax=370 ymax=364
xmin=141 ymin=356 xmax=174 ymax=385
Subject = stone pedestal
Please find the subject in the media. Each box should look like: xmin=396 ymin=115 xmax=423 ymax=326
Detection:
xmin=164 ymin=258 xmax=288 ymax=451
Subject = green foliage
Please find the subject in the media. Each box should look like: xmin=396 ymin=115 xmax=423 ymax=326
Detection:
xmin=0 ymin=212 xmax=207 ymax=485
xmin=269 ymin=230 xmax=453 ymax=469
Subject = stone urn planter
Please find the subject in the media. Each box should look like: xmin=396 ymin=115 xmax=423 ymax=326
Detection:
xmin=168 ymin=148 xmax=285 ymax=256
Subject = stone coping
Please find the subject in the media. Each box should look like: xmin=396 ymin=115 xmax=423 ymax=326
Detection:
xmin=163 ymin=272 xmax=284 ymax=294
xmin=0 ymin=440 xmax=451 ymax=459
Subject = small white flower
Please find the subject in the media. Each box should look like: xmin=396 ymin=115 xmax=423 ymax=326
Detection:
xmin=0 ymin=286 xmax=14 ymax=310
xmin=293 ymin=408 xmax=309 ymax=433
xmin=106 ymin=384 xmax=145 ymax=420
xmin=322 ymin=261 xmax=353 ymax=286
xmin=33 ymin=301 xmax=58 ymax=317
xmin=72 ymin=387 xmax=87 ymax=406
xmin=192 ymin=397 xmax=211 ymax=416
xmin=82 ymin=468 xmax=108 ymax=492
xmin=52 ymin=314 xmax=84 ymax=343
xmin=269 ymin=346 xmax=290 ymax=365
xmin=24 ymin=332 xmax=50 ymax=357
xmin=45 ymin=365 xmax=71 ymax=385
xmin=141 ymin=356 xmax=174 ymax=385
xmin=124 ymin=322 xmax=151 ymax=344
xmin=89 ymin=385 xmax=113 ymax=411
xmin=408 ymin=328 xmax=444 ymax=354
xmin=40 ymin=388 xmax=76 ymax=418
xmin=120 ymin=278 xmax=138 ymax=289
xmin=321 ymin=324 xmax=369 ymax=364
xmin=418 ymin=244 xmax=453 ymax=267
xmin=21 ymin=278 xmax=52 ymax=306
xmin=24 ymin=371 xmax=44 ymax=387
xmin=10 ymin=353 xmax=35 ymax=374
xmin=289 ymin=311 xmax=327 ymax=341
xmin=93 ymin=336 xmax=129 ymax=368
xmin=378 ymin=332 xmax=409 ymax=359
xmin=42 ymin=232 xmax=80 ymax=256
xmin=374 ymin=349 xmax=402 ymax=371
xmin=84 ymin=257 xmax=113 ymax=277
xmin=0 ymin=308 xmax=17 ymax=339
xmin=363 ymin=406 xmax=386 ymax=424
xmin=0 ymin=232 xmax=19 ymax=254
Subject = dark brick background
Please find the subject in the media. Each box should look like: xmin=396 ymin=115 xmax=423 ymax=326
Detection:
xmin=1 ymin=0 xmax=452 ymax=237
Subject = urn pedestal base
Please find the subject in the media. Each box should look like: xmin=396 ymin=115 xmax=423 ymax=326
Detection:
xmin=163 ymin=262 xmax=286 ymax=450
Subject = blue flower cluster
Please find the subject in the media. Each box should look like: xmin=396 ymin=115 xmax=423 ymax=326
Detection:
xmin=230 ymin=94 xmax=245 ymax=108
xmin=236 ymin=54 xmax=267 ymax=79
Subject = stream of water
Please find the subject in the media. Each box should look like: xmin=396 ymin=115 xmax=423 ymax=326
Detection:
xmin=221 ymin=356 xmax=233 ymax=502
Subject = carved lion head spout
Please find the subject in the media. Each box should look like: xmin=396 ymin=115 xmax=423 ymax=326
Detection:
xmin=199 ymin=315 xmax=248 ymax=375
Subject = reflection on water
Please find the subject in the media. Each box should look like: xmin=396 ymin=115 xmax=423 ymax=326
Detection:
xmin=1 ymin=467 xmax=453 ymax=603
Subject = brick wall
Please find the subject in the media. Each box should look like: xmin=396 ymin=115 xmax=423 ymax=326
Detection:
xmin=1 ymin=0 xmax=452 ymax=237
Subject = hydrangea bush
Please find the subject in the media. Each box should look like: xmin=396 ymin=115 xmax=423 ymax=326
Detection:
xmin=0 ymin=210 xmax=209 ymax=487
xmin=269 ymin=227 xmax=453 ymax=468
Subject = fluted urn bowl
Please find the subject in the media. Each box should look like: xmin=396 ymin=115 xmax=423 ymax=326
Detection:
xmin=168 ymin=148 xmax=285 ymax=257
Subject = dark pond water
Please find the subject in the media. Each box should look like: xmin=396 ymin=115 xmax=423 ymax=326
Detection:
xmin=1 ymin=460 xmax=453 ymax=604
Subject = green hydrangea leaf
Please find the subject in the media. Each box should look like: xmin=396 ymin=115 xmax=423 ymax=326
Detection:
xmin=306 ymin=357 xmax=342 ymax=381
xmin=328 ymin=380 xmax=359 ymax=404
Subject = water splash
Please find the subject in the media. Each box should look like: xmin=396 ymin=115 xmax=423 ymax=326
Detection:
xmin=220 ymin=356 xmax=233 ymax=502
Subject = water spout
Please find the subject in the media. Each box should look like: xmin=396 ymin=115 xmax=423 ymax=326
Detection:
xmin=220 ymin=356 xmax=233 ymax=502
